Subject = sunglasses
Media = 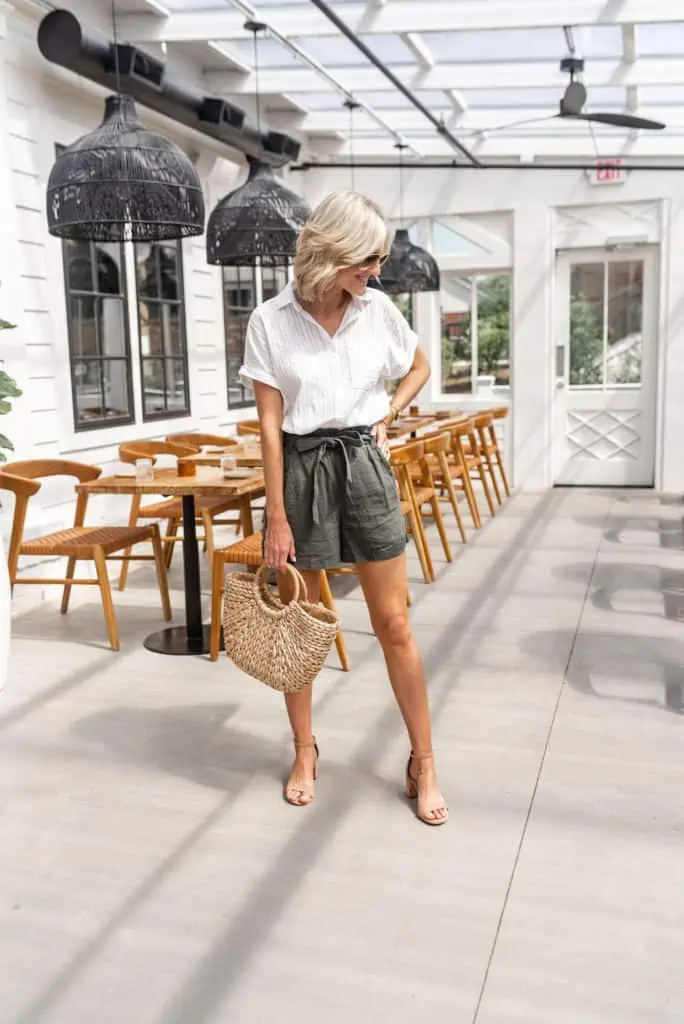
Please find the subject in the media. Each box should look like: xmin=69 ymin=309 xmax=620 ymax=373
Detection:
xmin=358 ymin=252 xmax=390 ymax=269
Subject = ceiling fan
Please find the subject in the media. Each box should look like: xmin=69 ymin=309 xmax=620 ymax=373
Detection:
xmin=478 ymin=29 xmax=666 ymax=138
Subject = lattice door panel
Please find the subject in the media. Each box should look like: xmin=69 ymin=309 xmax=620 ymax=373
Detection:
xmin=567 ymin=410 xmax=641 ymax=462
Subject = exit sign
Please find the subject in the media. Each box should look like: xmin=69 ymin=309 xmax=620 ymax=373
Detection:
xmin=587 ymin=161 xmax=627 ymax=186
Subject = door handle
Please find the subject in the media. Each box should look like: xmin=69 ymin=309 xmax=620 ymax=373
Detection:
xmin=555 ymin=345 xmax=566 ymax=387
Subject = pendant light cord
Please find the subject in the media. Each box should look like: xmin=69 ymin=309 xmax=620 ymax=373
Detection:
xmin=111 ymin=0 xmax=121 ymax=94
xmin=345 ymin=99 xmax=359 ymax=191
xmin=252 ymin=26 xmax=262 ymax=134
xmin=396 ymin=141 xmax=407 ymax=228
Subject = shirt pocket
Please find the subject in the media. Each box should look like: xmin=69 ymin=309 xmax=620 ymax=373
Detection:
xmin=350 ymin=355 xmax=382 ymax=393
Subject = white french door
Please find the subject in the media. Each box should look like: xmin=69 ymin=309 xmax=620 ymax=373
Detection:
xmin=553 ymin=248 xmax=658 ymax=487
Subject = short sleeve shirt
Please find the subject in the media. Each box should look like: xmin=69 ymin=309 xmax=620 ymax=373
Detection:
xmin=239 ymin=282 xmax=419 ymax=435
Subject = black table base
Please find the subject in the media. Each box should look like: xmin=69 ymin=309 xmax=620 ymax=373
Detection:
xmin=144 ymin=624 xmax=218 ymax=656
xmin=143 ymin=493 xmax=220 ymax=657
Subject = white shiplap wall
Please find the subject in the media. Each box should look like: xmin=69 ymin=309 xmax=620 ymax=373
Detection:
xmin=0 ymin=7 xmax=257 ymax=554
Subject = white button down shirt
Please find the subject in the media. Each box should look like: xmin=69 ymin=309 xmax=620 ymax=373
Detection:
xmin=239 ymin=282 xmax=419 ymax=435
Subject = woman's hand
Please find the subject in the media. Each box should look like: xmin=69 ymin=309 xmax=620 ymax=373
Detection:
xmin=264 ymin=512 xmax=296 ymax=569
xmin=372 ymin=418 xmax=391 ymax=461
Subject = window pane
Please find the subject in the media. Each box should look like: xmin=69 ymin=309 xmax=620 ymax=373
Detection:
xmin=142 ymin=358 xmax=166 ymax=417
xmin=476 ymin=275 xmax=510 ymax=387
xmin=224 ymin=264 xmax=258 ymax=410
xmin=140 ymin=301 xmax=164 ymax=356
xmin=441 ymin=281 xmax=473 ymax=394
xmin=136 ymin=240 xmax=189 ymax=420
xmin=62 ymin=229 xmax=133 ymax=430
xmin=74 ymin=358 xmax=131 ymax=426
xmin=569 ymin=264 xmax=605 ymax=386
xmin=262 ymin=264 xmax=288 ymax=301
xmin=606 ymin=261 xmax=643 ymax=385
xmin=167 ymin=358 xmax=189 ymax=413
xmin=392 ymin=293 xmax=413 ymax=329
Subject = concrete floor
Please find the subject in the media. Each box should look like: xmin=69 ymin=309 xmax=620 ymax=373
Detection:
xmin=3 ymin=488 xmax=684 ymax=1023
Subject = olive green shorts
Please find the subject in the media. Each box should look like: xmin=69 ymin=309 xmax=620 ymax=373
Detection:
xmin=264 ymin=427 xmax=407 ymax=571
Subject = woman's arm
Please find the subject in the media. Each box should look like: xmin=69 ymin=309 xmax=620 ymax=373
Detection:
xmin=386 ymin=344 xmax=431 ymax=423
xmin=253 ymin=380 xmax=296 ymax=569
xmin=373 ymin=345 xmax=431 ymax=447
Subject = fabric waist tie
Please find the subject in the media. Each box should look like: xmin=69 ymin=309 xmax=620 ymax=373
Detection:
xmin=283 ymin=427 xmax=389 ymax=526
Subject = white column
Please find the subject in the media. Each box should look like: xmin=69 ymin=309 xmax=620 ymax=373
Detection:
xmin=511 ymin=205 xmax=554 ymax=490
xmin=658 ymin=197 xmax=684 ymax=492
xmin=0 ymin=6 xmax=25 ymax=690
xmin=413 ymin=218 xmax=440 ymax=409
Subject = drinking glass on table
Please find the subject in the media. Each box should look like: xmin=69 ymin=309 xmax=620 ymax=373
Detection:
xmin=135 ymin=458 xmax=154 ymax=482
xmin=220 ymin=454 xmax=237 ymax=477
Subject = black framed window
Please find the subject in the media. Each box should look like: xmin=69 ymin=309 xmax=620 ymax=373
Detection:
xmin=136 ymin=242 xmax=190 ymax=421
xmin=223 ymin=265 xmax=257 ymax=410
xmin=62 ymin=237 xmax=134 ymax=430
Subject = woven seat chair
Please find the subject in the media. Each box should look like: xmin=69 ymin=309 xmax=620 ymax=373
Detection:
xmin=209 ymin=532 xmax=350 ymax=671
xmin=0 ymin=460 xmax=171 ymax=651
xmin=462 ymin=414 xmax=501 ymax=513
xmin=117 ymin=440 xmax=248 ymax=590
xmin=478 ymin=407 xmax=511 ymax=500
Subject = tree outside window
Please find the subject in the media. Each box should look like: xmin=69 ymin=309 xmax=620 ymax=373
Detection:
xmin=441 ymin=274 xmax=511 ymax=394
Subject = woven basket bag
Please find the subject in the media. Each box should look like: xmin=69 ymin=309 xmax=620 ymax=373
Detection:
xmin=222 ymin=563 xmax=339 ymax=693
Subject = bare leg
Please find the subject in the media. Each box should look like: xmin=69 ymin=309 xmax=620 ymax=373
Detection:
xmin=279 ymin=568 xmax=321 ymax=806
xmin=357 ymin=553 xmax=447 ymax=824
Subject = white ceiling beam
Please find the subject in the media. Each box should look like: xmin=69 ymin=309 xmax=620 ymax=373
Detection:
xmin=204 ymin=57 xmax=684 ymax=95
xmin=401 ymin=33 xmax=435 ymax=70
xmin=279 ymin=106 xmax=680 ymax=133
xmin=446 ymin=90 xmax=468 ymax=117
xmin=307 ymin=133 xmax=684 ymax=159
xmin=118 ymin=1 xmax=684 ymax=43
xmin=621 ymin=24 xmax=638 ymax=63
xmin=622 ymin=26 xmax=638 ymax=112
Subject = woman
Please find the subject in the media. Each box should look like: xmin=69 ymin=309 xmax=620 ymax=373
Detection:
xmin=240 ymin=191 xmax=447 ymax=826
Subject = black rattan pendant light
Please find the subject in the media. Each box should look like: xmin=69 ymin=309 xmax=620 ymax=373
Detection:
xmin=46 ymin=2 xmax=204 ymax=242
xmin=380 ymin=144 xmax=440 ymax=295
xmin=206 ymin=21 xmax=310 ymax=266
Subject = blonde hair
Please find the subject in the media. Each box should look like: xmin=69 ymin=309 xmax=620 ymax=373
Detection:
xmin=293 ymin=191 xmax=392 ymax=303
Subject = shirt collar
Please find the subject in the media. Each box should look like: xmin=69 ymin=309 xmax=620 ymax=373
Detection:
xmin=273 ymin=281 xmax=373 ymax=311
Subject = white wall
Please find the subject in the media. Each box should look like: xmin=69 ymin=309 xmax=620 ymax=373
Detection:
xmin=294 ymin=165 xmax=684 ymax=491
xmin=0 ymin=6 xmax=254 ymax=545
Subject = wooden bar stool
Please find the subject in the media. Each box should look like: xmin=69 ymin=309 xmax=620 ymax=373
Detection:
xmin=210 ymin=532 xmax=350 ymax=671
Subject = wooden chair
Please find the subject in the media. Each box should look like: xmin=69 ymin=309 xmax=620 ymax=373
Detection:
xmin=0 ymin=460 xmax=171 ymax=651
xmin=117 ymin=441 xmax=246 ymax=590
xmin=390 ymin=440 xmax=436 ymax=584
xmin=236 ymin=420 xmax=261 ymax=436
xmin=167 ymin=432 xmax=238 ymax=448
xmin=420 ymin=431 xmax=468 ymax=544
xmin=480 ymin=407 xmax=512 ymax=499
xmin=209 ymin=532 xmax=350 ymax=671
xmin=466 ymin=414 xmax=501 ymax=513
xmin=430 ymin=422 xmax=483 ymax=529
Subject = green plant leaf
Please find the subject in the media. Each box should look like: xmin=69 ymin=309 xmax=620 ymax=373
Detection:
xmin=0 ymin=319 xmax=16 ymax=331
xmin=0 ymin=371 xmax=21 ymax=399
xmin=0 ymin=399 xmax=12 ymax=415
xmin=0 ymin=433 xmax=13 ymax=450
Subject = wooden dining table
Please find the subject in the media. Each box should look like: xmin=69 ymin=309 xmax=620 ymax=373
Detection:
xmin=77 ymin=465 xmax=265 ymax=657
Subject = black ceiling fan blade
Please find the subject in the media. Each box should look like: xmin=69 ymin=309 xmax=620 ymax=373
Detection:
xmin=574 ymin=111 xmax=666 ymax=131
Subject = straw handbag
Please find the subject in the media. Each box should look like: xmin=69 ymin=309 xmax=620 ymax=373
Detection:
xmin=222 ymin=563 xmax=339 ymax=693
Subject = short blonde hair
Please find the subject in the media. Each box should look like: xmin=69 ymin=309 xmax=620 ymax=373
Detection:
xmin=293 ymin=191 xmax=392 ymax=304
